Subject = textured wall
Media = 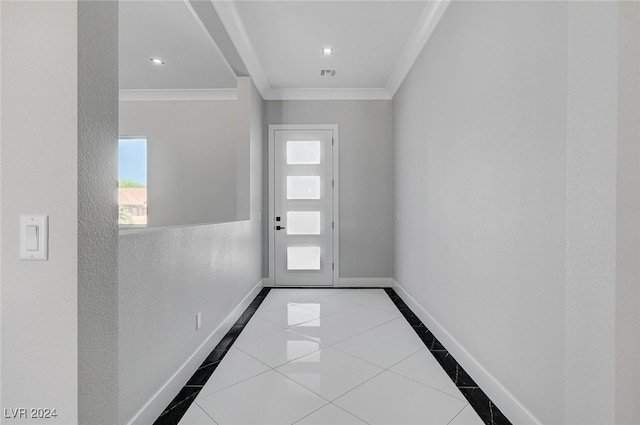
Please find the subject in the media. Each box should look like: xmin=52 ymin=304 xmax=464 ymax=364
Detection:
xmin=118 ymin=80 xmax=263 ymax=424
xmin=1 ymin=2 xmax=79 ymax=422
xmin=0 ymin=1 xmax=3 ymax=411
xmin=265 ymin=100 xmax=393 ymax=279
xmin=78 ymin=1 xmax=119 ymax=423
xmin=565 ymin=3 xmax=618 ymax=424
xmin=615 ymin=4 xmax=640 ymax=424
xmin=393 ymin=2 xmax=567 ymax=423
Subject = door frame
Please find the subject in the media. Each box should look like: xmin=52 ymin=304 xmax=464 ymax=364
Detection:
xmin=268 ymin=124 xmax=340 ymax=287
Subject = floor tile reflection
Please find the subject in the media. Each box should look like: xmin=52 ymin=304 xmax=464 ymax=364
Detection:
xmin=277 ymin=346 xmax=383 ymax=400
xmin=169 ymin=288 xmax=494 ymax=425
xmin=196 ymin=370 xmax=327 ymax=425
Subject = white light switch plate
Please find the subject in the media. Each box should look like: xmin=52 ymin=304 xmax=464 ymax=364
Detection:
xmin=20 ymin=215 xmax=48 ymax=261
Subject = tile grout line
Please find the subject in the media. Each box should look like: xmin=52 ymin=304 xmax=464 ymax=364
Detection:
xmin=289 ymin=402 xmax=333 ymax=425
xmin=207 ymin=287 xmax=380 ymax=425
xmin=204 ymin=288 xmax=396 ymax=425
xmin=279 ymin=291 xmax=417 ymax=424
xmin=192 ymin=401 xmax=219 ymax=425
xmin=321 ymin=312 xmax=467 ymax=417
xmin=446 ymin=404 xmax=473 ymax=425
xmin=152 ymin=288 xmax=272 ymax=425
xmin=383 ymin=288 xmax=512 ymax=425
xmin=324 ymin=367 xmax=388 ymax=423
xmin=196 ymin=366 xmax=273 ymax=402
xmin=156 ymin=286 xmax=506 ymax=425
xmin=261 ymin=290 xmax=427 ymax=421
xmin=161 ymin=287 xmax=369 ymax=424
xmin=229 ymin=336 xmax=373 ymax=424
xmin=324 ymin=403 xmax=373 ymax=425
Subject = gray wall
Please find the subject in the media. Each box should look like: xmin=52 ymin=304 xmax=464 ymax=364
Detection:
xmin=565 ymin=3 xmax=640 ymax=424
xmin=394 ymin=2 xmax=640 ymax=424
xmin=118 ymin=81 xmax=263 ymax=424
xmin=564 ymin=3 xmax=618 ymax=423
xmin=393 ymin=2 xmax=567 ymax=423
xmin=78 ymin=1 xmax=119 ymax=423
xmin=119 ymin=96 xmax=245 ymax=227
xmin=1 ymin=2 xmax=81 ymax=422
xmin=615 ymin=3 xmax=640 ymax=424
xmin=2 ymin=3 xmax=120 ymax=422
xmin=265 ymin=100 xmax=393 ymax=279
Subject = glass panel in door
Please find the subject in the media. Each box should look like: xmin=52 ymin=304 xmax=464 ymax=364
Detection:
xmin=274 ymin=129 xmax=334 ymax=286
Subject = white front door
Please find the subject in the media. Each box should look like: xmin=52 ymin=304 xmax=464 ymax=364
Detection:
xmin=271 ymin=126 xmax=337 ymax=286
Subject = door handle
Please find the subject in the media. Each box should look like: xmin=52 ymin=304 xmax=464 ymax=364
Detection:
xmin=276 ymin=225 xmax=286 ymax=231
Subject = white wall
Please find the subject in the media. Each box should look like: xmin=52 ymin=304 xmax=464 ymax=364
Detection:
xmin=119 ymin=95 xmax=245 ymax=227
xmin=565 ymin=3 xmax=618 ymax=423
xmin=265 ymin=100 xmax=393 ymax=280
xmin=1 ymin=2 xmax=79 ymax=423
xmin=615 ymin=4 xmax=640 ymax=423
xmin=565 ymin=2 xmax=640 ymax=424
xmin=393 ymin=2 xmax=567 ymax=424
xmin=236 ymin=79 xmax=252 ymax=220
xmin=118 ymin=79 xmax=263 ymax=424
xmin=0 ymin=1 xmax=3 ymax=412
xmin=395 ymin=2 xmax=639 ymax=424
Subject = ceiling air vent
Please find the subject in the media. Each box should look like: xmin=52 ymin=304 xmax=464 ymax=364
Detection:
xmin=320 ymin=69 xmax=337 ymax=77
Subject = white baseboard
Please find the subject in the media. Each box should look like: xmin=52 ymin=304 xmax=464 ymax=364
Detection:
xmin=391 ymin=279 xmax=541 ymax=425
xmin=337 ymin=277 xmax=392 ymax=287
xmin=265 ymin=277 xmax=391 ymax=287
xmin=126 ymin=279 xmax=265 ymax=425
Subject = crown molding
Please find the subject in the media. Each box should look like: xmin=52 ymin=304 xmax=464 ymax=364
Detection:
xmin=211 ymin=0 xmax=449 ymax=101
xmin=385 ymin=0 xmax=451 ymax=98
xmin=211 ymin=0 xmax=271 ymax=98
xmin=265 ymin=88 xmax=392 ymax=101
xmin=119 ymin=89 xmax=238 ymax=102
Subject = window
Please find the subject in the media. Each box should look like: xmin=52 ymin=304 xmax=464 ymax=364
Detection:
xmin=118 ymin=137 xmax=147 ymax=226
xmin=286 ymin=140 xmax=321 ymax=164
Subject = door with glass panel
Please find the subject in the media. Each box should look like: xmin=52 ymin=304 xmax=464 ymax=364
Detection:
xmin=273 ymin=128 xmax=335 ymax=286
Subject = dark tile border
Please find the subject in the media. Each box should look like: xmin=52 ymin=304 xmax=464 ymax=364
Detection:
xmin=153 ymin=287 xmax=271 ymax=425
xmin=384 ymin=288 xmax=512 ymax=425
xmin=155 ymin=286 xmax=511 ymax=425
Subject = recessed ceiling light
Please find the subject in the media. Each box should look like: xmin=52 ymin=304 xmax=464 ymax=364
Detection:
xmin=322 ymin=48 xmax=333 ymax=55
xmin=150 ymin=58 xmax=165 ymax=65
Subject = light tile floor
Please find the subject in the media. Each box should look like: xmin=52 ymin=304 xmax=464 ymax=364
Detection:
xmin=178 ymin=288 xmax=485 ymax=425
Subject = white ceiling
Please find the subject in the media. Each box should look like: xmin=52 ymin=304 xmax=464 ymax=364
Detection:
xmin=234 ymin=1 xmax=426 ymax=90
xmin=119 ymin=0 xmax=450 ymax=100
xmin=119 ymin=0 xmax=237 ymax=91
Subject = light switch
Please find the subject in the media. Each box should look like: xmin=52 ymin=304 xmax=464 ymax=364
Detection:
xmin=20 ymin=215 xmax=48 ymax=261
xmin=26 ymin=225 xmax=39 ymax=251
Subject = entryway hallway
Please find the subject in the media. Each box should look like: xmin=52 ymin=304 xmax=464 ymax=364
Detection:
xmin=155 ymin=288 xmax=508 ymax=425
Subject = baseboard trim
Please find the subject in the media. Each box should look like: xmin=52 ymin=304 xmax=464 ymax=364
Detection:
xmin=337 ymin=277 xmax=392 ymax=287
xmin=126 ymin=279 xmax=265 ymax=425
xmin=391 ymin=279 xmax=541 ymax=425
xmin=265 ymin=277 xmax=391 ymax=288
